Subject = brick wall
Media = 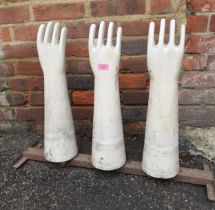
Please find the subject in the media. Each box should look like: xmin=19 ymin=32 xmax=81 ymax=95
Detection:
xmin=0 ymin=0 xmax=214 ymax=136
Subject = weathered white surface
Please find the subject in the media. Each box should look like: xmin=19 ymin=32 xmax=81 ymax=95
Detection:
xmin=142 ymin=19 xmax=186 ymax=178
xmin=89 ymin=21 xmax=126 ymax=170
xmin=37 ymin=21 xmax=78 ymax=162
xmin=181 ymin=127 xmax=215 ymax=160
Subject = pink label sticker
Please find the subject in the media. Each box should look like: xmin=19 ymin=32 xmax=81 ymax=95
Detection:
xmin=98 ymin=64 xmax=109 ymax=71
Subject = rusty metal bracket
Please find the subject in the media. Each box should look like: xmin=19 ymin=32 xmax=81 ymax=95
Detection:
xmin=13 ymin=142 xmax=215 ymax=202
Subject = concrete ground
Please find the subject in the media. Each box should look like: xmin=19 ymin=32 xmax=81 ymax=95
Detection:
xmin=0 ymin=133 xmax=215 ymax=210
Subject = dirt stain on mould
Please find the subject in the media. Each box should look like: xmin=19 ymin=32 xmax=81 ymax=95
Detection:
xmin=46 ymin=149 xmax=53 ymax=161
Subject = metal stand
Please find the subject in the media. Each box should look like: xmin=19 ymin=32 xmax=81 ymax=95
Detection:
xmin=13 ymin=142 xmax=215 ymax=201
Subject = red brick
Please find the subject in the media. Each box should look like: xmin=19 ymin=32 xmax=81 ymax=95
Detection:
xmin=187 ymin=16 xmax=208 ymax=33
xmin=30 ymin=92 xmax=44 ymax=106
xmin=122 ymin=106 xmax=147 ymax=120
xmin=67 ymin=75 xmax=93 ymax=90
xmin=120 ymin=57 xmax=147 ymax=73
xmin=90 ymin=0 xmax=145 ymax=17
xmin=179 ymin=106 xmax=215 ymax=127
xmin=188 ymin=0 xmax=215 ymax=13
xmin=14 ymin=25 xmax=39 ymax=41
xmin=8 ymin=79 xmax=36 ymax=91
xmin=7 ymin=92 xmax=27 ymax=106
xmin=0 ymin=27 xmax=11 ymax=42
xmin=72 ymin=106 xmax=93 ymax=120
xmin=181 ymin=72 xmax=215 ymax=88
xmin=179 ymin=89 xmax=215 ymax=105
xmin=33 ymin=3 xmax=85 ymax=21
xmin=16 ymin=108 xmax=44 ymax=121
xmin=4 ymin=0 xmax=30 ymax=2
xmin=66 ymin=41 xmax=88 ymax=57
xmin=150 ymin=0 xmax=174 ymax=14
xmin=208 ymin=55 xmax=215 ymax=71
xmin=1 ymin=43 xmax=37 ymax=59
xmin=16 ymin=61 xmax=42 ymax=75
xmin=67 ymin=59 xmax=91 ymax=74
xmin=67 ymin=22 xmax=90 ymax=39
xmin=186 ymin=35 xmax=215 ymax=53
xmin=119 ymin=74 xmax=147 ymax=89
xmin=13 ymin=22 xmax=90 ymax=41
xmin=205 ymin=90 xmax=215 ymax=105
xmin=74 ymin=120 xmax=92 ymax=137
xmin=124 ymin=121 xmax=145 ymax=135
xmin=72 ymin=90 xmax=94 ymax=105
xmin=210 ymin=15 xmax=215 ymax=32
xmin=183 ymin=54 xmax=207 ymax=70
xmin=122 ymin=19 xmax=171 ymax=37
xmin=122 ymin=20 xmax=150 ymax=36
xmin=0 ymin=6 xmax=29 ymax=24
xmin=35 ymin=78 xmax=44 ymax=91
xmin=8 ymin=78 xmax=43 ymax=91
xmin=179 ymin=89 xmax=202 ymax=105
xmin=122 ymin=91 xmax=149 ymax=105
xmin=0 ymin=91 xmax=27 ymax=106
xmin=0 ymin=63 xmax=15 ymax=76
xmin=122 ymin=40 xmax=147 ymax=55
xmin=0 ymin=107 xmax=44 ymax=121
